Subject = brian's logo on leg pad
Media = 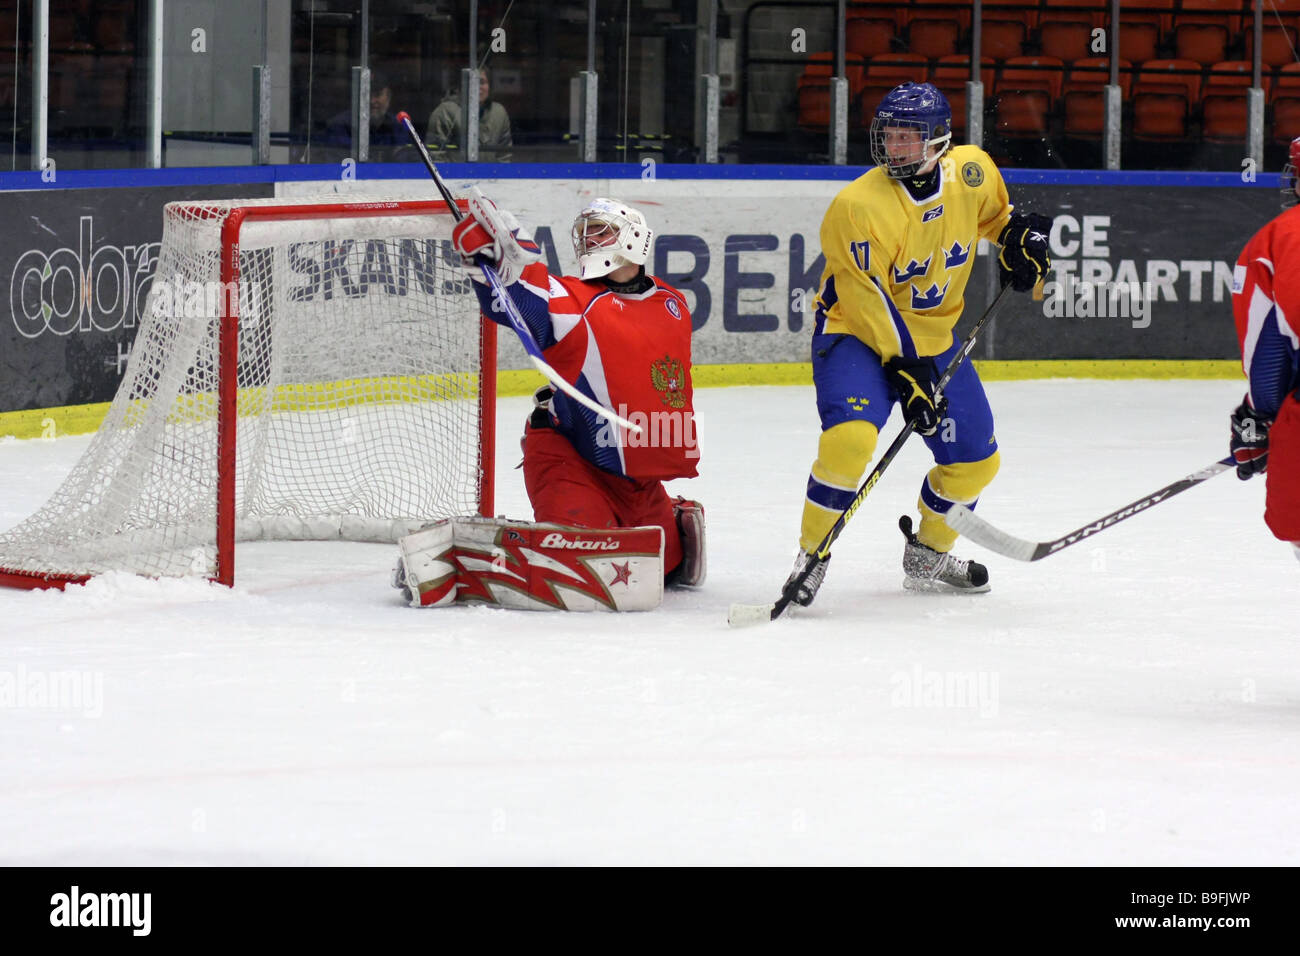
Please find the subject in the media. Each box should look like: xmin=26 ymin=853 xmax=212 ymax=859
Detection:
xmin=537 ymin=532 xmax=624 ymax=551
xmin=394 ymin=517 xmax=664 ymax=611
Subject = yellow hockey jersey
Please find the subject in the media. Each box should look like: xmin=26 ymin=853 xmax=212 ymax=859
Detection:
xmin=814 ymin=144 xmax=1013 ymax=359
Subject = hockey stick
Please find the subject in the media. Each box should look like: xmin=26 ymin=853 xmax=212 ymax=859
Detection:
xmin=727 ymin=284 xmax=1013 ymax=627
xmin=394 ymin=111 xmax=641 ymax=434
xmin=944 ymin=455 xmax=1236 ymax=561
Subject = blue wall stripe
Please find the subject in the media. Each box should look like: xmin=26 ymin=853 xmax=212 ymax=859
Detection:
xmin=0 ymin=162 xmax=1284 ymax=193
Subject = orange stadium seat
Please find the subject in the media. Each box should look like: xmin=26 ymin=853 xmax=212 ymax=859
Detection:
xmin=1174 ymin=22 xmax=1231 ymax=66
xmin=1068 ymin=57 xmax=1134 ymax=97
xmin=1246 ymin=24 xmax=1300 ymax=69
xmin=978 ymin=14 xmax=1027 ymax=61
xmin=797 ymin=53 xmax=867 ymax=131
xmin=846 ymin=12 xmax=897 ymax=58
xmin=1262 ymin=0 xmax=1300 ymax=32
xmin=983 ymin=0 xmax=1040 ymax=31
xmin=993 ymin=55 xmax=1063 ymax=138
xmin=908 ymin=17 xmax=961 ymax=59
xmin=851 ymin=0 xmax=908 ymax=29
xmin=1042 ymin=0 xmax=1106 ymax=29
xmin=907 ymin=0 xmax=971 ymax=32
xmin=932 ymin=54 xmax=997 ymax=91
xmin=1274 ymin=59 xmax=1300 ymax=91
xmin=1201 ymin=97 xmax=1247 ymax=143
xmin=1062 ymin=58 xmax=1133 ymax=140
xmin=1119 ymin=0 xmax=1175 ymax=64
xmin=1136 ymin=58 xmax=1204 ymax=102
xmin=1207 ymin=59 xmax=1266 ymax=92
xmin=930 ymin=56 xmax=996 ymax=136
xmin=994 ymin=90 xmax=1052 ymax=137
xmin=1118 ymin=24 xmax=1160 ymax=65
xmin=1178 ymin=0 xmax=1244 ymax=37
xmin=1039 ymin=18 xmax=1095 ymax=63
xmin=1271 ymin=62 xmax=1300 ymax=143
xmin=1132 ymin=59 xmax=1203 ymax=141
xmin=997 ymin=55 xmax=1065 ymax=100
xmin=1201 ymin=62 xmax=1259 ymax=144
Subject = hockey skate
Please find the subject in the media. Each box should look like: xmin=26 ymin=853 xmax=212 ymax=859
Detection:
xmin=784 ymin=550 xmax=831 ymax=606
xmin=899 ymin=515 xmax=990 ymax=593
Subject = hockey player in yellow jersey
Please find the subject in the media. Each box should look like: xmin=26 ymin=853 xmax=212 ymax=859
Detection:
xmin=787 ymin=82 xmax=1051 ymax=604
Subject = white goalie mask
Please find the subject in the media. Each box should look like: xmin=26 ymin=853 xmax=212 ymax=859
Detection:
xmin=570 ymin=198 xmax=653 ymax=280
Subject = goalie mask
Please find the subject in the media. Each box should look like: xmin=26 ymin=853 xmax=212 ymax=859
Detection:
xmin=870 ymin=82 xmax=953 ymax=179
xmin=1283 ymin=136 xmax=1300 ymax=209
xmin=571 ymin=198 xmax=653 ymax=280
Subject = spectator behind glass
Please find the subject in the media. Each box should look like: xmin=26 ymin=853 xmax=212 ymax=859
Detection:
xmin=325 ymin=70 xmax=404 ymax=160
xmin=426 ymin=67 xmax=512 ymax=160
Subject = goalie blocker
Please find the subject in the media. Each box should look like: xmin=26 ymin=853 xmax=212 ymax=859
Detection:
xmin=394 ymin=505 xmax=705 ymax=612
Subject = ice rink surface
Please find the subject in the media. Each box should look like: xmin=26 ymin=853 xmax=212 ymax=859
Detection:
xmin=1 ymin=379 xmax=1296 ymax=866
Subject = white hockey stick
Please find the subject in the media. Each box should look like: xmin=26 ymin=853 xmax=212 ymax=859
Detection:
xmin=396 ymin=111 xmax=641 ymax=434
xmin=944 ymin=456 xmax=1235 ymax=561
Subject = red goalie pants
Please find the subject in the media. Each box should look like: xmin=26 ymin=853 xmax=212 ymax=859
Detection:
xmin=1265 ymin=392 xmax=1300 ymax=542
xmin=523 ymin=426 xmax=683 ymax=574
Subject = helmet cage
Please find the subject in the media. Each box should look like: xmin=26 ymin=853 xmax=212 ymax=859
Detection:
xmin=570 ymin=200 xmax=652 ymax=280
xmin=870 ymin=115 xmax=951 ymax=179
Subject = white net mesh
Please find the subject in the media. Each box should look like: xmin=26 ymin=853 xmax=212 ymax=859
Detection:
xmin=0 ymin=197 xmax=490 ymax=584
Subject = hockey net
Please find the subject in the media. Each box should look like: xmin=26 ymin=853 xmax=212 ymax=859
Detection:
xmin=0 ymin=197 xmax=495 ymax=589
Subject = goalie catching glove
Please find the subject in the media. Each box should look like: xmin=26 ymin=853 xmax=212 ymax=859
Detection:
xmin=997 ymin=213 xmax=1052 ymax=292
xmin=885 ymin=355 xmax=948 ymax=437
xmin=450 ymin=187 xmax=541 ymax=284
xmin=1230 ymin=398 xmax=1270 ymax=480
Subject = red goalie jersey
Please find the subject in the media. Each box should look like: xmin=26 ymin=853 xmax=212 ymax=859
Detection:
xmin=1232 ymin=202 xmax=1300 ymax=543
xmin=1232 ymin=204 xmax=1300 ymax=418
xmin=475 ymin=261 xmax=699 ymax=481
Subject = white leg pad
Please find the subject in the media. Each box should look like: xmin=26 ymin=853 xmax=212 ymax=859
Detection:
xmin=394 ymin=517 xmax=664 ymax=611
xmin=672 ymin=499 xmax=707 ymax=588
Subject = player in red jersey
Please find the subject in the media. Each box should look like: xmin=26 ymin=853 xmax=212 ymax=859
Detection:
xmin=1229 ymin=136 xmax=1300 ymax=562
xmin=451 ymin=193 xmax=705 ymax=587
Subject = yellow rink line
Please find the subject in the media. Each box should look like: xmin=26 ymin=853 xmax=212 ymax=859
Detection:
xmin=1 ymin=360 xmax=1243 ymax=441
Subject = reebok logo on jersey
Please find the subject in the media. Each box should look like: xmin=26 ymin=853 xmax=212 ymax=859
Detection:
xmin=922 ymin=205 xmax=944 ymax=222
xmin=1232 ymin=264 xmax=1246 ymax=293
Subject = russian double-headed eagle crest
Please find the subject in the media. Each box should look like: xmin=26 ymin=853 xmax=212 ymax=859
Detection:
xmin=651 ymin=355 xmax=687 ymax=408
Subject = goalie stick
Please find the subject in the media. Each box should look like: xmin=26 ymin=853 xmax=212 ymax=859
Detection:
xmin=395 ymin=111 xmax=642 ymax=435
xmin=943 ymin=456 xmax=1236 ymax=561
xmin=727 ymin=284 xmax=1013 ymax=628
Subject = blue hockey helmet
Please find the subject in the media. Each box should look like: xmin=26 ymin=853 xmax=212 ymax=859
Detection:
xmin=870 ymin=82 xmax=953 ymax=179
